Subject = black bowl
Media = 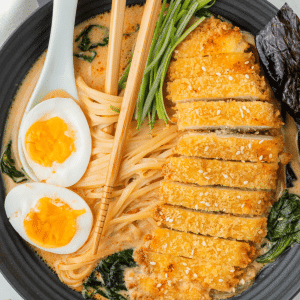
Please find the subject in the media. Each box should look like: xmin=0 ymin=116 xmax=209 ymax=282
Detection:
xmin=1 ymin=0 xmax=300 ymax=299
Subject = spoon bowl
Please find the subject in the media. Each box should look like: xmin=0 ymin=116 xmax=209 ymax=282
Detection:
xmin=17 ymin=0 xmax=78 ymax=181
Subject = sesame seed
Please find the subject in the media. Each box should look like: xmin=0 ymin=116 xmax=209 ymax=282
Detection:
xmin=188 ymin=85 xmax=192 ymax=90
xmin=185 ymin=269 xmax=190 ymax=274
xmin=241 ymin=146 xmax=245 ymax=151
xmin=163 ymin=243 xmax=167 ymax=249
xmin=215 ymin=203 xmax=218 ymax=207
xmin=248 ymin=143 xmax=252 ymax=149
xmin=237 ymin=195 xmax=241 ymax=199
xmin=245 ymin=61 xmax=249 ymax=64
xmin=169 ymin=219 xmax=173 ymax=223
xmin=240 ymin=279 xmax=245 ymax=285
xmin=259 ymin=140 xmax=264 ymax=144
xmin=202 ymin=241 xmax=206 ymax=246
xmin=203 ymin=172 xmax=208 ymax=176
xmin=205 ymin=177 xmax=210 ymax=180
xmin=230 ymin=269 xmax=235 ymax=272
xmin=195 ymin=205 xmax=198 ymax=209
xmin=191 ymin=249 xmax=194 ymax=256
xmin=199 ymin=192 xmax=203 ymax=196
xmin=200 ymin=201 xmax=205 ymax=204
xmin=241 ymin=204 xmax=245 ymax=208
xmin=202 ymin=66 xmax=206 ymax=72
xmin=244 ymin=181 xmax=248 ymax=185
xmin=269 ymin=154 xmax=273 ymax=158
xmin=157 ymin=283 xmax=162 ymax=288
xmin=240 ymin=108 xmax=244 ymax=118
xmin=217 ymin=109 xmax=221 ymax=115
xmin=229 ymin=76 xmax=233 ymax=80
xmin=166 ymin=217 xmax=170 ymax=221
xmin=236 ymin=151 xmax=241 ymax=155
xmin=199 ymin=170 xmax=203 ymax=173
xmin=182 ymin=262 xmax=187 ymax=266
xmin=245 ymin=74 xmax=250 ymax=79
xmin=219 ymin=279 xmax=224 ymax=282
xmin=246 ymin=109 xmax=250 ymax=113
xmin=205 ymin=146 xmax=209 ymax=151
xmin=193 ymin=273 xmax=197 ymax=278
xmin=165 ymin=273 xmax=168 ymax=278
xmin=242 ymin=106 xmax=247 ymax=110
xmin=259 ymin=155 xmax=263 ymax=161
xmin=223 ymin=174 xmax=228 ymax=178
xmin=150 ymin=262 xmax=156 ymax=265
xmin=168 ymin=280 xmax=171 ymax=286
xmin=205 ymin=192 xmax=208 ymax=196
xmin=205 ymin=203 xmax=211 ymax=207
xmin=258 ymin=200 xmax=261 ymax=204
xmin=216 ymin=72 xmax=221 ymax=76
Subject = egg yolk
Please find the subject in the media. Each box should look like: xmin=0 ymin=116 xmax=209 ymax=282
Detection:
xmin=25 ymin=116 xmax=76 ymax=167
xmin=24 ymin=197 xmax=86 ymax=248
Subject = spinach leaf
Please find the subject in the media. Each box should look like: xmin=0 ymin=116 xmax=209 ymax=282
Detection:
xmin=74 ymin=25 xmax=109 ymax=62
xmin=82 ymin=249 xmax=137 ymax=300
xmin=257 ymin=190 xmax=300 ymax=263
xmin=1 ymin=141 xmax=27 ymax=183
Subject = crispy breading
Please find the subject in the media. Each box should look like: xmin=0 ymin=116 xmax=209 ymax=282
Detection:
xmin=125 ymin=270 xmax=211 ymax=300
xmin=168 ymin=53 xmax=259 ymax=81
xmin=144 ymin=228 xmax=255 ymax=268
xmin=163 ymin=157 xmax=278 ymax=190
xmin=176 ymin=101 xmax=283 ymax=130
xmin=175 ymin=132 xmax=284 ymax=163
xmin=153 ymin=205 xmax=267 ymax=242
xmin=167 ymin=73 xmax=272 ymax=102
xmin=134 ymin=249 xmax=242 ymax=292
xmin=160 ymin=182 xmax=274 ymax=215
xmin=174 ymin=17 xmax=249 ymax=59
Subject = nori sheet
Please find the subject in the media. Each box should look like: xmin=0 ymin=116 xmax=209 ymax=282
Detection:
xmin=256 ymin=3 xmax=300 ymax=187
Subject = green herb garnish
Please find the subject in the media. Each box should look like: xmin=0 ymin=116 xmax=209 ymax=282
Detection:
xmin=135 ymin=0 xmax=216 ymax=130
xmin=74 ymin=25 xmax=109 ymax=62
xmin=257 ymin=190 xmax=300 ymax=263
xmin=110 ymin=105 xmax=120 ymax=113
xmin=82 ymin=249 xmax=137 ymax=300
xmin=1 ymin=141 xmax=27 ymax=183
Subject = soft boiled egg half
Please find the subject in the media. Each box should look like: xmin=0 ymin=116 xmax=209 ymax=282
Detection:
xmin=5 ymin=182 xmax=93 ymax=254
xmin=19 ymin=97 xmax=91 ymax=187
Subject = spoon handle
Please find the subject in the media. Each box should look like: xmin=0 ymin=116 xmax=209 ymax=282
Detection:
xmin=25 ymin=0 xmax=78 ymax=112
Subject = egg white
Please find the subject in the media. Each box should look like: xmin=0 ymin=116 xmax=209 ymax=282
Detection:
xmin=19 ymin=98 xmax=91 ymax=187
xmin=5 ymin=182 xmax=93 ymax=254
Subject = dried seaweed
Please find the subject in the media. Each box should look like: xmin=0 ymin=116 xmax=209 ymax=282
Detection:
xmin=286 ymin=162 xmax=297 ymax=188
xmin=256 ymin=3 xmax=300 ymax=150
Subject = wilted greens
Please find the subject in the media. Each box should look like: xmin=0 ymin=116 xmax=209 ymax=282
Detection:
xmin=82 ymin=249 xmax=136 ymax=300
xmin=257 ymin=190 xmax=300 ymax=263
xmin=1 ymin=141 xmax=27 ymax=183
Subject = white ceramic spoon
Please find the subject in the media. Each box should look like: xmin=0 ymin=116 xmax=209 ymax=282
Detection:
xmin=18 ymin=0 xmax=78 ymax=181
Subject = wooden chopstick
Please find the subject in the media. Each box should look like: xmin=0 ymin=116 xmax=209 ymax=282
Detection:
xmin=103 ymin=0 xmax=126 ymax=135
xmin=92 ymin=0 xmax=160 ymax=254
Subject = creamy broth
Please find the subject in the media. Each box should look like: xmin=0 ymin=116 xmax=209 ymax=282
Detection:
xmin=2 ymin=4 xmax=300 ymax=300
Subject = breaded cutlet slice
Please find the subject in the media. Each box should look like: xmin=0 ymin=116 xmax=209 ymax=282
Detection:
xmin=163 ymin=157 xmax=278 ymax=190
xmin=154 ymin=205 xmax=267 ymax=242
xmin=176 ymin=101 xmax=283 ymax=131
xmin=167 ymin=74 xmax=272 ymax=102
xmin=144 ymin=228 xmax=255 ymax=268
xmin=125 ymin=270 xmax=211 ymax=300
xmin=134 ymin=249 xmax=242 ymax=292
xmin=160 ymin=182 xmax=274 ymax=215
xmin=168 ymin=53 xmax=259 ymax=81
xmin=174 ymin=17 xmax=249 ymax=59
xmin=175 ymin=132 xmax=284 ymax=163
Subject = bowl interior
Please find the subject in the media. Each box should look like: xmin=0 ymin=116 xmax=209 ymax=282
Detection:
xmin=1 ymin=1 xmax=300 ymax=300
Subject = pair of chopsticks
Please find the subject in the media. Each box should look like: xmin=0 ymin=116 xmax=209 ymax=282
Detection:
xmin=92 ymin=0 xmax=160 ymax=254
